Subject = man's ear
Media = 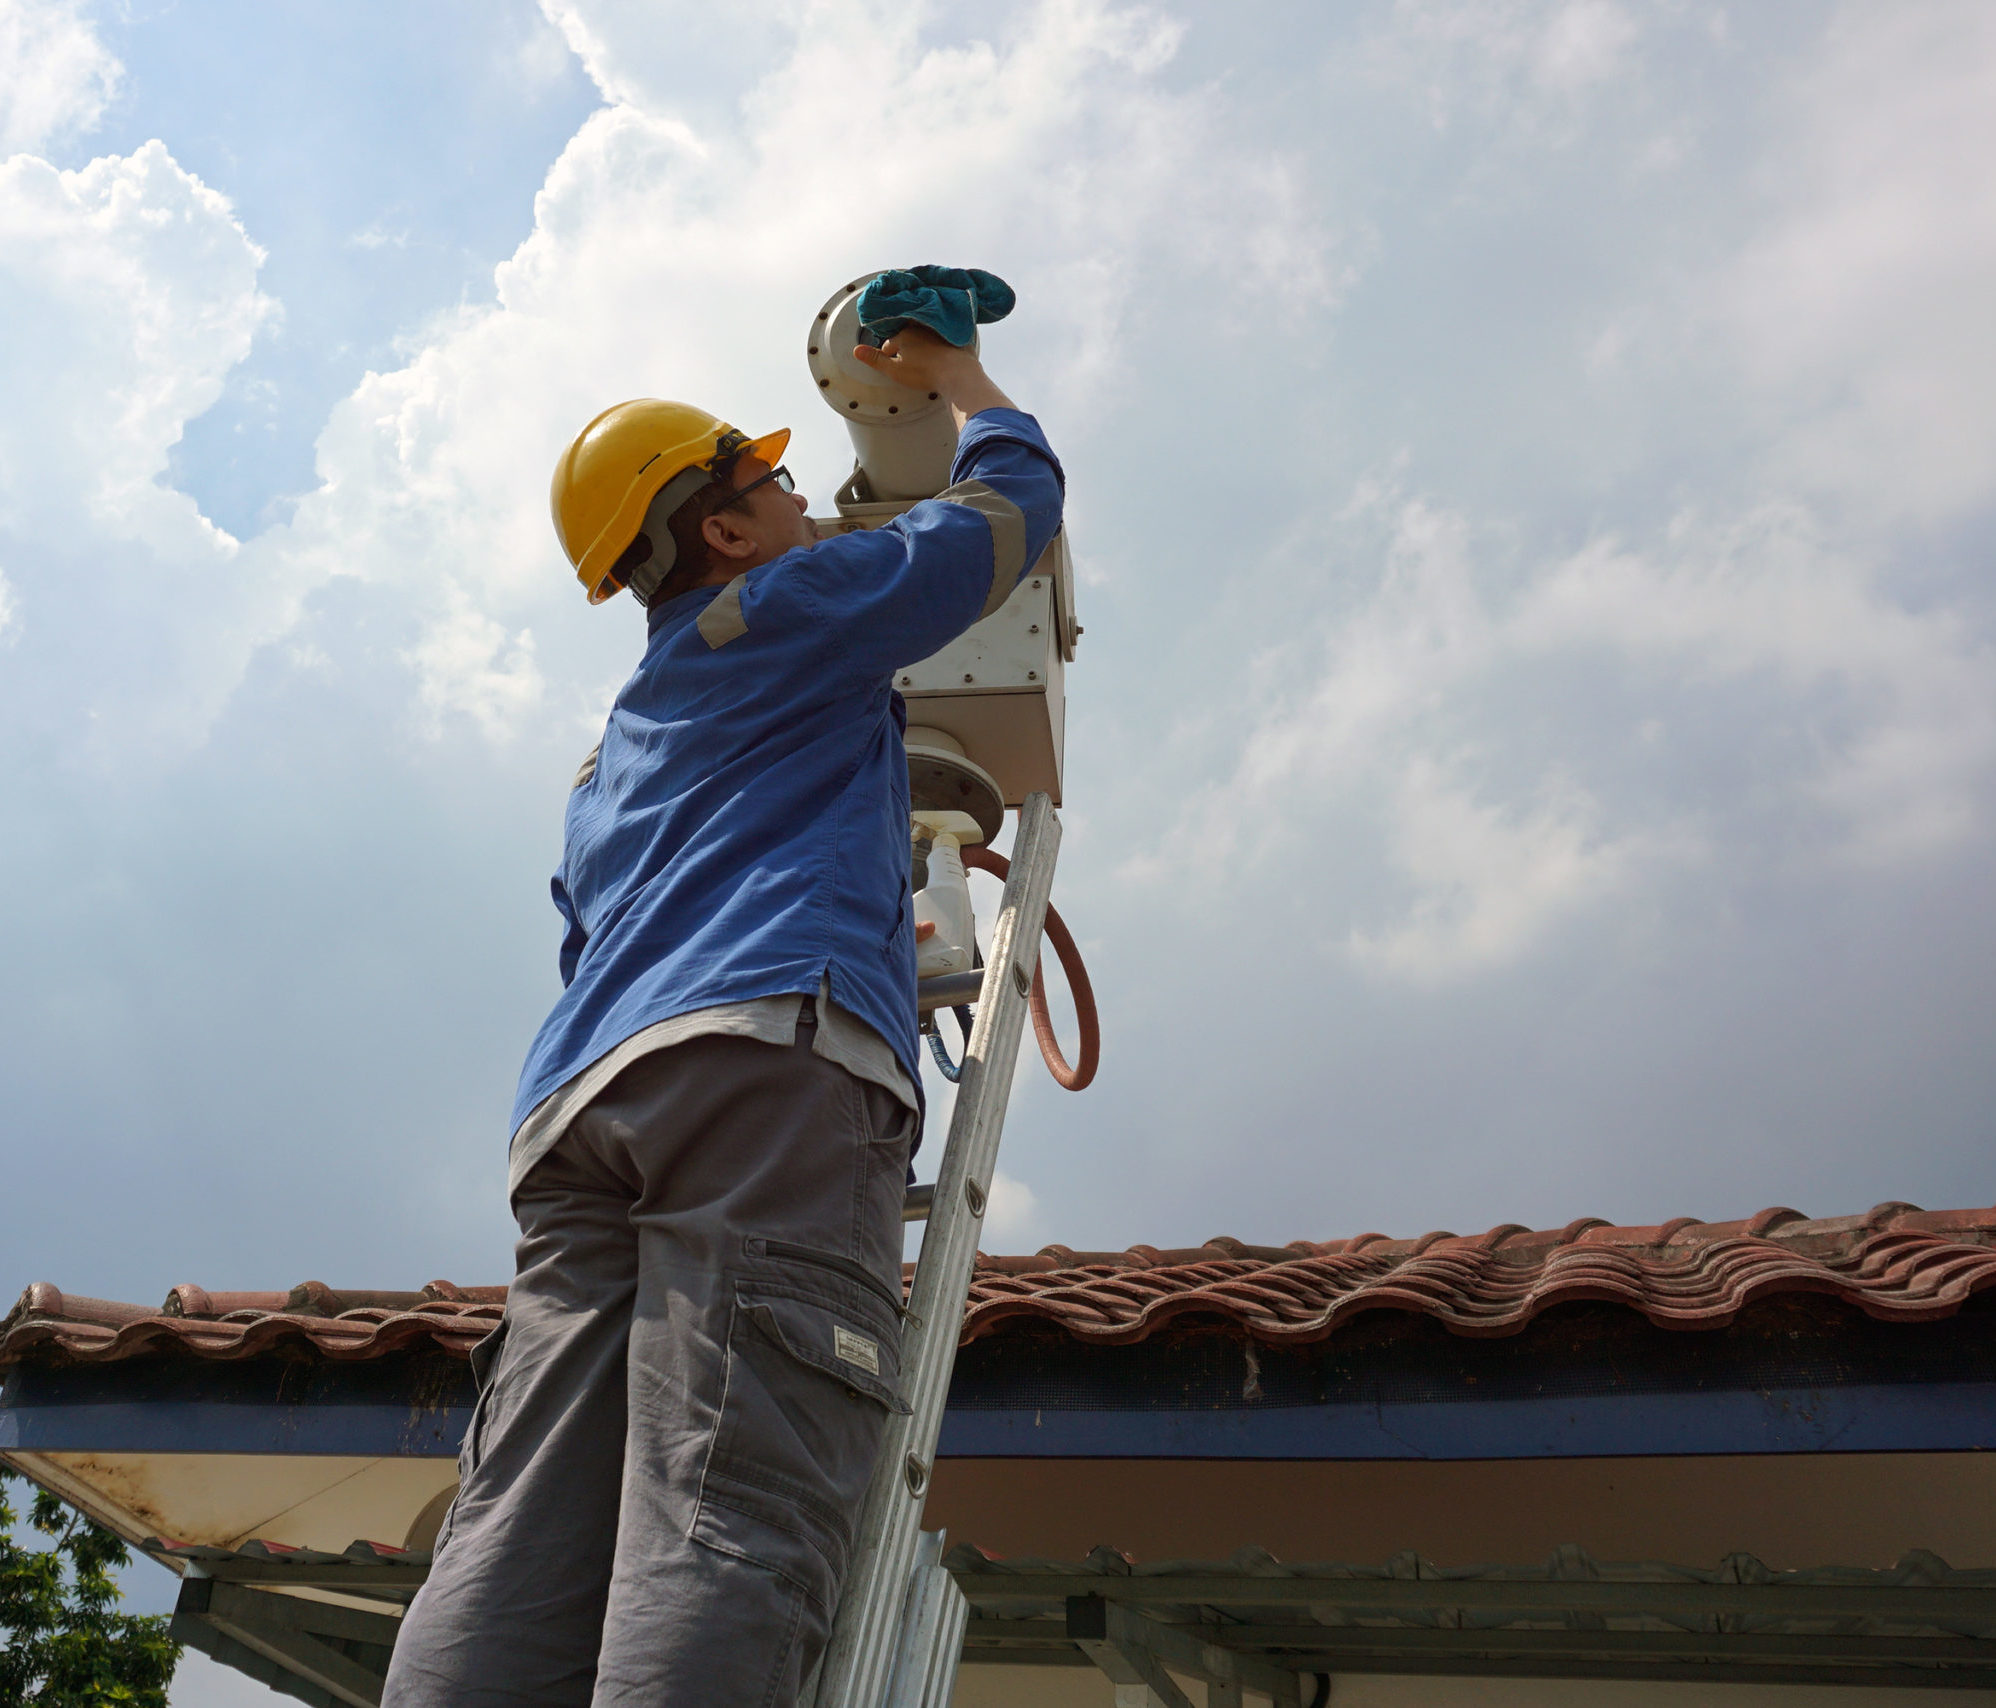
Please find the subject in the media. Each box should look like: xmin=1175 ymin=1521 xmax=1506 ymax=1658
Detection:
xmin=700 ymin=507 xmax=757 ymax=561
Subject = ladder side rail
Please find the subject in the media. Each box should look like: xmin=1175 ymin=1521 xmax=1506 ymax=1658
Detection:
xmin=814 ymin=792 xmax=1062 ymax=1708
xmin=881 ymin=1529 xmax=969 ymax=1708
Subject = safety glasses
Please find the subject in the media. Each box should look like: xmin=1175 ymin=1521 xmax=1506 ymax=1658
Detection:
xmin=715 ymin=464 xmax=795 ymax=511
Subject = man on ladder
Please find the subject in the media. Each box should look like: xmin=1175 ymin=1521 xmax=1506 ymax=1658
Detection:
xmin=382 ymin=327 xmax=1063 ymax=1708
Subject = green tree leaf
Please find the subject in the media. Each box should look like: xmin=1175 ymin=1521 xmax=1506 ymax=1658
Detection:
xmin=1 ymin=1475 xmax=179 ymax=1707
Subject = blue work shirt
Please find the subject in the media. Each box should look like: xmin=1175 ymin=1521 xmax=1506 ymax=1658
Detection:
xmin=510 ymin=408 xmax=1066 ymax=1139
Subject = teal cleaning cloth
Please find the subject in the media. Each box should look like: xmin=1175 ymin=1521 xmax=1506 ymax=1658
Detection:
xmin=856 ymin=266 xmax=1015 ymax=348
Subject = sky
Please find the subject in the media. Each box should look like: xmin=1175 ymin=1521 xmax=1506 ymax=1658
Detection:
xmin=2 ymin=0 xmax=1994 ymax=1692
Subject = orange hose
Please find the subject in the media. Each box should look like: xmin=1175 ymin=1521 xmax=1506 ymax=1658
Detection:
xmin=962 ymin=844 xmax=1099 ymax=1091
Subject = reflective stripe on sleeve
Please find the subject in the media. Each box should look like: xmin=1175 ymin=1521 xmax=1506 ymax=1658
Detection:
xmin=571 ymin=742 xmax=601 ymax=788
xmin=934 ymin=478 xmax=1028 ymax=618
xmin=697 ymin=573 xmax=750 ymax=648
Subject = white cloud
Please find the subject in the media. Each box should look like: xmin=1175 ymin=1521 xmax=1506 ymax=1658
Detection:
xmin=1515 ymin=507 xmax=1996 ymax=864
xmin=1712 ymin=3 xmax=1996 ymax=525
xmin=0 ymin=142 xmax=272 ymax=519
xmin=4 ymin=0 xmax=1995 ymax=1303
xmin=1531 ymin=0 xmax=1639 ymax=94
xmin=980 ymin=1169 xmax=1044 ymax=1250
xmin=0 ymin=0 xmax=121 ymax=156
xmin=1378 ymin=0 xmax=1644 ymax=140
xmin=508 ymin=6 xmax=586 ymax=96
xmin=0 ymin=136 xmax=280 ymax=759
xmin=1149 ymin=484 xmax=1995 ymax=981
xmin=243 ymin=0 xmax=1341 ymax=733
xmin=405 ymin=590 xmax=544 ymax=739
xmin=0 ymin=0 xmax=1345 ymax=755
xmin=1347 ymin=756 xmax=1662 ymax=981
xmin=535 ymin=0 xmax=683 ymax=115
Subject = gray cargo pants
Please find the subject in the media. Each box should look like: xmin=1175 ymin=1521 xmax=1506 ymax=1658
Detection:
xmin=382 ymin=1009 xmax=915 ymax=1708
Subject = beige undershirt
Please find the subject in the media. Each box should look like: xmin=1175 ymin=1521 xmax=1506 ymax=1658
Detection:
xmin=507 ymin=983 xmax=918 ymax=1200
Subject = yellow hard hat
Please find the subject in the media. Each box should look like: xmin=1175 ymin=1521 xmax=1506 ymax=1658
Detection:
xmin=550 ymin=399 xmax=790 ymax=605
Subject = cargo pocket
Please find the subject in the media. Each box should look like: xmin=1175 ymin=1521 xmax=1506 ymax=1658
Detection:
xmin=434 ymin=1318 xmax=507 ymax=1555
xmin=691 ymin=1272 xmax=908 ymax=1608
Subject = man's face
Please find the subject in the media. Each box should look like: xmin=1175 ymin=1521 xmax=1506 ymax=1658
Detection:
xmin=703 ymin=456 xmax=817 ymax=572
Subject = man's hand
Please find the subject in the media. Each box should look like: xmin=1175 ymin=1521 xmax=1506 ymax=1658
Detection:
xmin=853 ymin=326 xmax=1016 ymax=431
xmin=915 ymin=920 xmax=937 ymax=943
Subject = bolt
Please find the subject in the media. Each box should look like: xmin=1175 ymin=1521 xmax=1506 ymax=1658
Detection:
xmin=965 ymin=1178 xmax=987 ymax=1217
xmin=904 ymin=1452 xmax=928 ymax=1495
xmin=928 ymin=391 xmax=939 ymax=401
xmin=817 ymin=311 xmax=829 ymax=322
xmin=963 ymin=673 xmax=974 ymax=683
xmin=1031 ymin=579 xmax=1042 ymax=590
xmin=900 ymin=676 xmax=912 ymax=686
xmin=888 ymin=405 xmax=898 ymax=414
xmin=848 ymin=401 xmax=859 ymax=410
xmin=1028 ymin=670 xmax=1037 ymax=680
xmin=818 ymin=378 xmax=831 ymax=388
xmin=1029 ymin=623 xmax=1040 ymax=634
xmin=808 ymin=346 xmax=819 ymax=356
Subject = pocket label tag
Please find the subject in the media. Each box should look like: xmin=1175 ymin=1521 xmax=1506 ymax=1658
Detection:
xmin=834 ymin=1325 xmax=881 ymax=1376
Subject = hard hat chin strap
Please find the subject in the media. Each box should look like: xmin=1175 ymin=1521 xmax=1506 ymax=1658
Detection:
xmin=622 ymin=464 xmax=718 ymax=605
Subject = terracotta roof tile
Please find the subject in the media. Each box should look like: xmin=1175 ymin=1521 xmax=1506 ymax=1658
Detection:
xmin=7 ymin=1202 xmax=1995 ymax=1367
xmin=1 ymin=1280 xmax=503 ymax=1365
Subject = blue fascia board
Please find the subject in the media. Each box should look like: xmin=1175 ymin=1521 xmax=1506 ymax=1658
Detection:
xmin=0 ymin=1402 xmax=471 ymax=1459
xmin=5 ymin=1383 xmax=1993 ymax=1461
xmin=934 ymin=1383 xmax=1996 ymax=1459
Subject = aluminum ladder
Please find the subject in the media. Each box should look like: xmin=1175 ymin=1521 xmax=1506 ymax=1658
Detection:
xmin=812 ymin=792 xmax=1062 ymax=1708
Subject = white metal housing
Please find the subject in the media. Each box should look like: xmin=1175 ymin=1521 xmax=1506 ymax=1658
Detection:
xmin=814 ymin=516 xmax=1078 ymax=805
xmin=808 ymin=270 xmax=1080 ymax=806
xmin=807 ymin=276 xmax=977 ymax=501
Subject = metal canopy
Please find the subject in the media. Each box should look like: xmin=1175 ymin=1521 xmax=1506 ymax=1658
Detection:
xmin=148 ymin=1536 xmax=1996 ymax=1700
xmin=174 ymin=1580 xmax=400 ymax=1708
xmin=951 ymin=1544 xmax=1996 ymax=1694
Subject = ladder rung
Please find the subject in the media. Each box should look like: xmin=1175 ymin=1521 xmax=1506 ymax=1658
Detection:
xmin=912 ymin=968 xmax=986 ymax=1227
xmin=916 ymin=970 xmax=984 ymax=1013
